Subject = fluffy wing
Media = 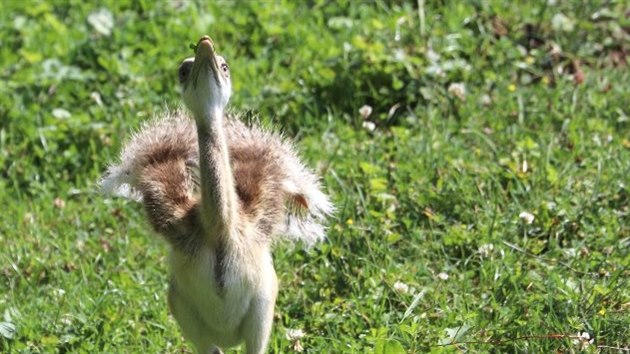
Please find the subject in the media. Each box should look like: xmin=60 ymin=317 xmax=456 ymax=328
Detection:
xmin=101 ymin=110 xmax=333 ymax=247
xmin=100 ymin=110 xmax=198 ymax=202
xmin=226 ymin=118 xmax=334 ymax=247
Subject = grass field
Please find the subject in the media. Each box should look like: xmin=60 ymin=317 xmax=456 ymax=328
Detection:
xmin=1 ymin=1 xmax=629 ymax=353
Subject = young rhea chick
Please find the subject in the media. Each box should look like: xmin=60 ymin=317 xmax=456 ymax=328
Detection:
xmin=101 ymin=36 xmax=333 ymax=353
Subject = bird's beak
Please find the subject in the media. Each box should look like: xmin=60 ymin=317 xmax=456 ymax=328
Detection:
xmin=192 ymin=36 xmax=221 ymax=88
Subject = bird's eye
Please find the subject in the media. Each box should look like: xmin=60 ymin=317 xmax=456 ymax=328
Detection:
xmin=178 ymin=59 xmax=194 ymax=84
xmin=221 ymin=63 xmax=229 ymax=74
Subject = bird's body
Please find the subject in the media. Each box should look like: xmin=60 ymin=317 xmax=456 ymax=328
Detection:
xmin=101 ymin=37 xmax=332 ymax=354
xmin=168 ymin=216 xmax=277 ymax=351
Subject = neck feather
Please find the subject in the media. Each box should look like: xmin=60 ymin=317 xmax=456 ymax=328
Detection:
xmin=196 ymin=108 xmax=238 ymax=239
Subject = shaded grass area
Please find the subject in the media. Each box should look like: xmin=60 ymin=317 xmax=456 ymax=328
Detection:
xmin=1 ymin=1 xmax=629 ymax=352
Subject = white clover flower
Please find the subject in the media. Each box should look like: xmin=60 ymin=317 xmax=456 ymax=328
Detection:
xmin=519 ymin=211 xmax=535 ymax=224
xmin=393 ymin=281 xmax=409 ymax=294
xmin=550 ymin=42 xmax=562 ymax=56
xmin=437 ymin=272 xmax=449 ymax=281
xmin=286 ymin=328 xmax=305 ymax=341
xmin=358 ymin=104 xmax=373 ymax=119
xmin=91 ymin=91 xmax=103 ymax=106
xmin=447 ymin=82 xmax=466 ymax=100
xmin=362 ymin=121 xmax=376 ymax=132
xmin=478 ymin=243 xmax=494 ymax=257
xmin=573 ymin=331 xmax=594 ymax=350
xmin=286 ymin=328 xmax=305 ymax=352
xmin=551 ymin=13 xmax=575 ymax=32
xmin=60 ymin=315 xmax=73 ymax=326
xmin=479 ymin=94 xmax=492 ymax=106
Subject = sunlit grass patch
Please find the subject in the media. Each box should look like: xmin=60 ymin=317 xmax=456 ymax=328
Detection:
xmin=1 ymin=1 xmax=628 ymax=352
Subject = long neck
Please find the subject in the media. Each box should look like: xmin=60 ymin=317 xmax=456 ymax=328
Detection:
xmin=196 ymin=108 xmax=238 ymax=239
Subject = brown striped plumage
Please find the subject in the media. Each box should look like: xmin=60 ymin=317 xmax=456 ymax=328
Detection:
xmin=102 ymin=111 xmax=332 ymax=250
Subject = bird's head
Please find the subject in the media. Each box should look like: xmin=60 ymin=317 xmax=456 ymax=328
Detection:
xmin=179 ymin=36 xmax=231 ymax=120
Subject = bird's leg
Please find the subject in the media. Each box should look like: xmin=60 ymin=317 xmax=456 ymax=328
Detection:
xmin=242 ymin=301 xmax=275 ymax=354
xmin=241 ymin=273 xmax=278 ymax=354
